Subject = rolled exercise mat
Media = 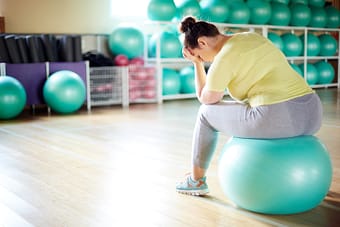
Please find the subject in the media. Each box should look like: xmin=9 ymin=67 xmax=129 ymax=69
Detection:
xmin=36 ymin=36 xmax=47 ymax=62
xmin=26 ymin=35 xmax=41 ymax=62
xmin=16 ymin=36 xmax=30 ymax=63
xmin=4 ymin=35 xmax=22 ymax=63
xmin=59 ymin=35 xmax=74 ymax=62
xmin=73 ymin=35 xmax=82 ymax=62
xmin=0 ymin=35 xmax=10 ymax=63
xmin=40 ymin=34 xmax=58 ymax=62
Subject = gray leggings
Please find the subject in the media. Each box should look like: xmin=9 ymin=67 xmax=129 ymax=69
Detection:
xmin=192 ymin=93 xmax=323 ymax=169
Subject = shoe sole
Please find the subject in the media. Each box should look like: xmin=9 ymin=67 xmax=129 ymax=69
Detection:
xmin=176 ymin=189 xmax=209 ymax=196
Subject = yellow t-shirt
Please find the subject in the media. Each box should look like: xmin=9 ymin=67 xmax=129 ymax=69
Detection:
xmin=206 ymin=32 xmax=314 ymax=107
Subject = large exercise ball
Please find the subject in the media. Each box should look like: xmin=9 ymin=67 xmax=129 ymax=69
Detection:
xmin=148 ymin=31 xmax=182 ymax=58
xmin=318 ymin=34 xmax=338 ymax=56
xmin=175 ymin=0 xmax=201 ymax=20
xmin=290 ymin=3 xmax=311 ymax=26
xmin=228 ymin=1 xmax=250 ymax=24
xmin=269 ymin=2 xmax=291 ymax=26
xmin=309 ymin=6 xmax=327 ymax=28
xmin=281 ymin=33 xmax=303 ymax=56
xmin=290 ymin=63 xmax=303 ymax=75
xmin=309 ymin=0 xmax=325 ymax=7
xmin=272 ymin=0 xmax=290 ymax=4
xmin=43 ymin=70 xmax=86 ymax=114
xmin=299 ymin=63 xmax=318 ymax=85
xmin=300 ymin=33 xmax=320 ymax=56
xmin=268 ymin=32 xmax=284 ymax=51
xmin=109 ymin=26 xmax=144 ymax=59
xmin=200 ymin=0 xmax=229 ymax=23
xmin=0 ymin=76 xmax=26 ymax=120
xmin=179 ymin=66 xmax=195 ymax=94
xmin=147 ymin=0 xmax=177 ymax=21
xmin=247 ymin=0 xmax=271 ymax=24
xmin=314 ymin=61 xmax=335 ymax=84
xmin=290 ymin=0 xmax=307 ymax=4
xmin=325 ymin=6 xmax=340 ymax=28
xmin=162 ymin=68 xmax=181 ymax=95
xmin=218 ymin=136 xmax=332 ymax=215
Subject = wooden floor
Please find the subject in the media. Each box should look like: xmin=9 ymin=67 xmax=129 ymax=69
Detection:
xmin=0 ymin=88 xmax=339 ymax=227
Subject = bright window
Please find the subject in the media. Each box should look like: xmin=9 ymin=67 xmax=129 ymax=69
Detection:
xmin=111 ymin=0 xmax=149 ymax=18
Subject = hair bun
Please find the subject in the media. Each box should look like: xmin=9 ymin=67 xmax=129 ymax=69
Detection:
xmin=179 ymin=16 xmax=197 ymax=33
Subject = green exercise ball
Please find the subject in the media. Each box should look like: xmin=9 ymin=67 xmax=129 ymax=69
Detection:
xmin=109 ymin=26 xmax=144 ymax=59
xmin=179 ymin=66 xmax=195 ymax=94
xmin=162 ymin=68 xmax=181 ymax=95
xmin=218 ymin=136 xmax=332 ymax=215
xmin=318 ymin=34 xmax=338 ymax=57
xmin=325 ymin=6 xmax=340 ymax=28
xmin=309 ymin=6 xmax=327 ymax=28
xmin=200 ymin=0 xmax=229 ymax=23
xmin=247 ymin=0 xmax=272 ymax=25
xmin=290 ymin=63 xmax=303 ymax=75
xmin=148 ymin=31 xmax=182 ymax=58
xmin=271 ymin=0 xmax=290 ymax=4
xmin=290 ymin=3 xmax=311 ymax=27
xmin=300 ymin=33 xmax=320 ymax=56
xmin=0 ymin=76 xmax=27 ymax=120
xmin=269 ymin=2 xmax=291 ymax=26
xmin=147 ymin=0 xmax=177 ymax=21
xmin=309 ymin=0 xmax=325 ymax=7
xmin=314 ymin=61 xmax=335 ymax=84
xmin=268 ymin=32 xmax=284 ymax=51
xmin=281 ymin=33 xmax=303 ymax=56
xmin=43 ymin=70 xmax=86 ymax=114
xmin=299 ymin=63 xmax=318 ymax=85
xmin=290 ymin=0 xmax=307 ymax=4
xmin=228 ymin=1 xmax=250 ymax=24
xmin=175 ymin=0 xmax=201 ymax=20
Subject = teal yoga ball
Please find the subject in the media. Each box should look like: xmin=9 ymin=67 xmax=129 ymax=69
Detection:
xmin=299 ymin=63 xmax=318 ymax=85
xmin=325 ymin=6 xmax=340 ymax=28
xmin=272 ymin=0 xmax=290 ymax=4
xmin=290 ymin=63 xmax=303 ymax=75
xmin=268 ymin=32 xmax=284 ymax=51
xmin=318 ymin=34 xmax=338 ymax=57
xmin=218 ymin=136 xmax=332 ymax=215
xmin=162 ymin=68 xmax=181 ymax=95
xmin=228 ymin=1 xmax=250 ymax=24
xmin=175 ymin=0 xmax=201 ymax=19
xmin=281 ymin=33 xmax=303 ymax=56
xmin=309 ymin=6 xmax=327 ymax=28
xmin=0 ymin=76 xmax=27 ymax=120
xmin=200 ymin=0 xmax=229 ymax=23
xmin=290 ymin=3 xmax=311 ymax=27
xmin=109 ymin=26 xmax=144 ymax=59
xmin=309 ymin=0 xmax=325 ymax=7
xmin=179 ymin=66 xmax=195 ymax=94
xmin=314 ymin=61 xmax=335 ymax=84
xmin=300 ymin=33 xmax=320 ymax=56
xmin=247 ymin=0 xmax=271 ymax=25
xmin=43 ymin=70 xmax=86 ymax=114
xmin=148 ymin=31 xmax=182 ymax=58
xmin=147 ymin=0 xmax=177 ymax=21
xmin=269 ymin=2 xmax=291 ymax=26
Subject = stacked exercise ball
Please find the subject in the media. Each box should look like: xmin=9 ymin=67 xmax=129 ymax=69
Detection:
xmin=297 ymin=61 xmax=335 ymax=85
xmin=0 ymin=76 xmax=27 ymax=120
xmin=218 ymin=136 xmax=332 ymax=214
xmin=148 ymin=31 xmax=182 ymax=58
xmin=162 ymin=67 xmax=196 ymax=96
xmin=43 ymin=70 xmax=86 ymax=114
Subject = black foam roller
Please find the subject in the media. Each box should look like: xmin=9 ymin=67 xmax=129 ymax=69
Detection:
xmin=73 ymin=35 xmax=82 ymax=62
xmin=4 ymin=35 xmax=22 ymax=63
xmin=36 ymin=36 xmax=47 ymax=62
xmin=59 ymin=35 xmax=74 ymax=62
xmin=41 ymin=34 xmax=58 ymax=62
xmin=26 ymin=35 xmax=40 ymax=63
xmin=0 ymin=35 xmax=10 ymax=63
xmin=16 ymin=36 xmax=30 ymax=63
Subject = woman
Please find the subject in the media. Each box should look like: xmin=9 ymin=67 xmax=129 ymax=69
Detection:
xmin=176 ymin=16 xmax=323 ymax=196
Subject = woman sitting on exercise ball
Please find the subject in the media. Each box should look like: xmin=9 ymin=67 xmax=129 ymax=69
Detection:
xmin=176 ymin=16 xmax=323 ymax=196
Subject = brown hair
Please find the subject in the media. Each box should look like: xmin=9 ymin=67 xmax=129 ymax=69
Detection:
xmin=178 ymin=16 xmax=221 ymax=49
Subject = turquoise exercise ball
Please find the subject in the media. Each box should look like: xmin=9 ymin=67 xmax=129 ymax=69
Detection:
xmin=228 ymin=1 xmax=250 ymax=24
xmin=318 ymin=34 xmax=338 ymax=56
xmin=314 ymin=61 xmax=335 ymax=84
xmin=147 ymin=0 xmax=177 ymax=21
xmin=162 ymin=68 xmax=181 ymax=95
xmin=247 ymin=0 xmax=272 ymax=25
xmin=309 ymin=6 xmax=327 ymax=28
xmin=290 ymin=63 xmax=303 ymax=75
xmin=269 ymin=2 xmax=291 ymax=26
xmin=325 ymin=6 xmax=340 ymax=28
xmin=272 ymin=0 xmax=290 ymax=4
xmin=109 ymin=26 xmax=144 ymax=59
xmin=268 ymin=32 xmax=284 ymax=51
xmin=43 ymin=70 xmax=86 ymax=114
xmin=290 ymin=0 xmax=307 ymax=4
xmin=175 ymin=0 xmax=201 ymax=20
xmin=309 ymin=0 xmax=325 ymax=7
xmin=0 ymin=76 xmax=26 ymax=120
xmin=300 ymin=33 xmax=320 ymax=56
xmin=148 ymin=31 xmax=182 ymax=58
xmin=281 ymin=33 xmax=303 ymax=56
xmin=218 ymin=136 xmax=332 ymax=215
xmin=179 ymin=66 xmax=195 ymax=94
xmin=290 ymin=3 xmax=311 ymax=27
xmin=200 ymin=0 xmax=229 ymax=23
xmin=299 ymin=63 xmax=318 ymax=85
